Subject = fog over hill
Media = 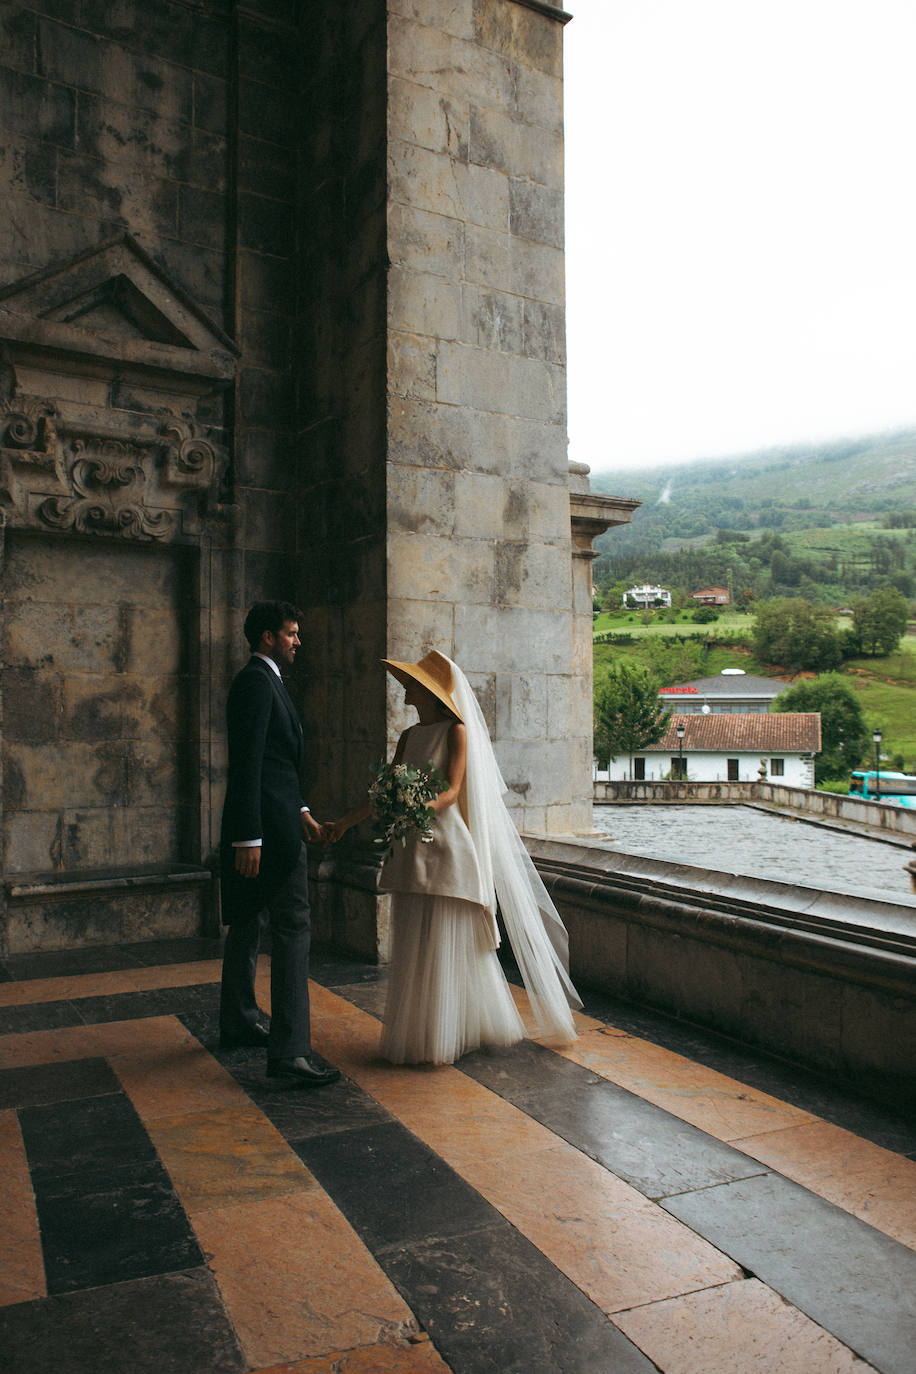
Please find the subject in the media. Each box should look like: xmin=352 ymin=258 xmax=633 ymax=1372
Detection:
xmin=589 ymin=429 xmax=916 ymax=557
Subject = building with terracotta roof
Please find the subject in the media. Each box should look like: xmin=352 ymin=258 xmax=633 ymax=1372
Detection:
xmin=605 ymin=713 xmax=821 ymax=786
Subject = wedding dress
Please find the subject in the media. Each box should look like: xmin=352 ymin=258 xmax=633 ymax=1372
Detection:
xmin=379 ymin=660 xmax=581 ymax=1065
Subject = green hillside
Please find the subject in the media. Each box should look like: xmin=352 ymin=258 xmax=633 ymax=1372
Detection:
xmin=590 ymin=429 xmax=916 ymax=560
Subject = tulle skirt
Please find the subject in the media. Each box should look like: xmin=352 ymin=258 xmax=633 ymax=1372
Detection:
xmin=380 ymin=892 xmax=526 ymax=1066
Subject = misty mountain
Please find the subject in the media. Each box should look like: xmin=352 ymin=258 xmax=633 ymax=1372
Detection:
xmin=589 ymin=429 xmax=916 ymax=556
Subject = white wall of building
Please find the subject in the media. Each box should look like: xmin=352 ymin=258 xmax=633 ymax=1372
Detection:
xmin=601 ymin=751 xmax=816 ymax=788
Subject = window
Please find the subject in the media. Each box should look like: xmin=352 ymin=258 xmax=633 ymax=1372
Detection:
xmin=770 ymin=758 xmax=785 ymax=777
xmin=634 ymin=758 xmax=646 ymax=780
xmin=727 ymin=758 xmax=740 ymax=781
xmin=670 ymin=757 xmax=687 ymax=780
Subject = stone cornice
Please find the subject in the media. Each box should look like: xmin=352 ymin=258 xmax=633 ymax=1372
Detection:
xmin=508 ymin=0 xmax=573 ymax=24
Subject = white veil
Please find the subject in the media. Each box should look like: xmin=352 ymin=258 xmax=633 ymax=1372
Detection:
xmin=446 ymin=657 xmax=582 ymax=1042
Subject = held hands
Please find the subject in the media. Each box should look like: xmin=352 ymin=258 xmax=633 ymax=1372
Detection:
xmin=322 ymin=802 xmax=370 ymax=846
xmin=300 ymin=807 xmax=325 ymax=840
xmin=235 ymin=814 xmax=336 ymax=880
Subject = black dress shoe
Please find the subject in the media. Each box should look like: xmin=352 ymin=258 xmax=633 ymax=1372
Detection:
xmin=219 ymin=1022 xmax=270 ymax=1049
xmin=266 ymin=1056 xmax=341 ymax=1087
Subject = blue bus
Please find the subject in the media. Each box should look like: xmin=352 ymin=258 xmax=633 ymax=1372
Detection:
xmin=849 ymin=771 xmax=916 ymax=807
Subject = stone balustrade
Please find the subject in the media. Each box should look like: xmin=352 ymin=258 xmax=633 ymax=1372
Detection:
xmin=526 ymin=836 xmax=916 ymax=1110
xmin=594 ymin=779 xmax=916 ymax=842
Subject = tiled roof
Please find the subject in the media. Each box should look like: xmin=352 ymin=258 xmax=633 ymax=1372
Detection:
xmin=659 ymin=674 xmax=789 ymax=699
xmin=646 ymin=713 xmax=822 ymax=753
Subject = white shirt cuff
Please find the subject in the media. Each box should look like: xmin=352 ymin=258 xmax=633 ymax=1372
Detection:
xmin=232 ymin=839 xmax=261 ymax=848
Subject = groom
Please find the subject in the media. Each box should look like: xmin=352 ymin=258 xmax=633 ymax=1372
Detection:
xmin=218 ymin=599 xmax=339 ymax=1087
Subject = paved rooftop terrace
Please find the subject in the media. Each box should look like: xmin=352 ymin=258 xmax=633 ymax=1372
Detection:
xmin=1 ymin=939 xmax=914 ymax=1373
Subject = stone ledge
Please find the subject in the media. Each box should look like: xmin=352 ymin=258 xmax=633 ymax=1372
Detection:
xmin=2 ymin=865 xmax=216 ymax=957
xmin=509 ymin=0 xmax=573 ymax=23
xmin=5 ymin=864 xmax=212 ymax=902
xmin=525 ymin=836 xmax=916 ymax=1108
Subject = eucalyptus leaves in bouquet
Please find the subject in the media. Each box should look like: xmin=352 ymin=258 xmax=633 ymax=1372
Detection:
xmin=368 ymin=759 xmax=448 ymax=859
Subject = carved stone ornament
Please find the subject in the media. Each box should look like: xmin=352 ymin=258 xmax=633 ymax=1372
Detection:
xmin=0 ymin=400 xmax=224 ymax=543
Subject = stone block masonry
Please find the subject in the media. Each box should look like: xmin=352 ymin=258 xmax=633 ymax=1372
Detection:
xmin=0 ymin=0 xmax=628 ymax=959
xmin=384 ymin=0 xmax=581 ymax=834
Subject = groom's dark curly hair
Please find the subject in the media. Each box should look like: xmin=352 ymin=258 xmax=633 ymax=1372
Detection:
xmin=243 ymin=600 xmax=303 ymax=650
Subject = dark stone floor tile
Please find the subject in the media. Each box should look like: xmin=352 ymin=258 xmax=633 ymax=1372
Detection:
xmin=119 ymin=936 xmax=225 ymax=966
xmin=294 ymin=1121 xmax=495 ymax=1250
xmin=178 ymin=1007 xmax=220 ymax=1045
xmin=333 ymin=978 xmax=387 ymax=1019
xmin=2 ymin=944 xmax=145 ymax=980
xmin=232 ymin=1062 xmax=393 ymax=1140
xmin=0 ymin=1268 xmax=245 ymax=1373
xmin=386 ymin=1224 xmax=656 ymax=1374
xmin=577 ymin=984 xmax=916 ymax=1154
xmin=309 ymin=950 xmax=385 ymax=986
xmin=663 ymin=1172 xmax=916 ymax=1374
xmin=0 ymin=999 xmax=85 ymax=1034
xmin=20 ymin=1092 xmax=158 ymax=1181
xmin=462 ymin=1040 xmax=767 ymax=1199
xmin=36 ymin=1160 xmax=202 ymax=1295
xmin=71 ymin=982 xmax=218 ymax=1025
xmin=0 ymin=1056 xmax=120 ymax=1110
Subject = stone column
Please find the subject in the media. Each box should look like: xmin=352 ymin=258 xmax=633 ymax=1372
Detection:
xmin=569 ymin=463 xmax=641 ymax=831
xmin=385 ymin=0 xmax=577 ymax=833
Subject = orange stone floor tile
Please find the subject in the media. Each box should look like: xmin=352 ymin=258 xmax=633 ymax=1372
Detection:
xmin=515 ymin=993 xmax=912 ymax=1252
xmin=731 ymin=1119 xmax=916 ymax=1250
xmin=308 ymin=984 xmax=743 ymax=1316
xmin=558 ymin=1024 xmax=816 ymax=1141
xmin=251 ymin=1337 xmax=451 ymax=1373
xmin=614 ymin=1277 xmax=878 ymax=1373
xmin=0 ymin=1016 xmax=202 ymax=1069
xmin=1 ymin=952 xmax=911 ymax=1374
xmin=192 ymin=1192 xmax=421 ymax=1369
xmin=0 ymin=1109 xmax=46 ymax=1307
xmin=145 ymin=1102 xmax=318 ymax=1211
xmin=0 ymin=958 xmax=225 ymax=1008
xmin=460 ymin=1140 xmax=742 ymax=1314
xmin=0 ymin=1009 xmax=447 ymax=1372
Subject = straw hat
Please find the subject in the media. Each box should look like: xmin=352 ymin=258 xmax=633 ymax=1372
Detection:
xmin=382 ymin=650 xmax=463 ymax=721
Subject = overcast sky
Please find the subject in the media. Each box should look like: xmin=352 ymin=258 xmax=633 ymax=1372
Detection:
xmin=564 ymin=0 xmax=916 ymax=472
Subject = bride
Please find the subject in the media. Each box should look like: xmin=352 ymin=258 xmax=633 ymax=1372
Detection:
xmin=326 ymin=651 xmax=581 ymax=1065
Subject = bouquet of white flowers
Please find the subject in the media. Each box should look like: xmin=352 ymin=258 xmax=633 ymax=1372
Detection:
xmin=368 ymin=759 xmax=448 ymax=859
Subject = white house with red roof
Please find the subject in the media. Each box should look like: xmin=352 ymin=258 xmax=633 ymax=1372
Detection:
xmin=603 ymin=713 xmax=821 ymax=786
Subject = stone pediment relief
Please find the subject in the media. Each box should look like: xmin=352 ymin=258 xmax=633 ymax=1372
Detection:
xmin=0 ymin=233 xmax=239 ymax=385
xmin=0 ymin=235 xmax=237 ymax=544
xmin=0 ymin=398 xmax=222 ymax=544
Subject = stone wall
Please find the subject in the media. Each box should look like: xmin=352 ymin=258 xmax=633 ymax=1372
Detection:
xmin=0 ymin=0 xmax=614 ymax=957
xmin=383 ymin=0 xmax=579 ymax=834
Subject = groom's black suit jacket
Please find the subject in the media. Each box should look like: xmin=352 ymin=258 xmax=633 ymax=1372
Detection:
xmin=220 ymin=655 xmax=306 ymax=924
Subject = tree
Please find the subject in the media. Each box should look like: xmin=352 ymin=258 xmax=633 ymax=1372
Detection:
xmin=772 ymin=675 xmax=869 ymax=784
xmin=752 ymin=598 xmax=844 ymax=671
xmin=601 ymin=580 xmax=629 ymax=612
xmin=850 ymin=586 xmax=909 ymax=656
xmin=594 ymin=663 xmax=670 ymax=777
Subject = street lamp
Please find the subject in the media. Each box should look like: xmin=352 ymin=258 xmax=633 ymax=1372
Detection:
xmin=873 ymin=728 xmax=883 ymax=799
xmin=676 ymin=722 xmax=685 ymax=781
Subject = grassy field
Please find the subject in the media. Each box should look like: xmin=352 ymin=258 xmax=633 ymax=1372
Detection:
xmin=593 ymin=622 xmax=916 ymax=770
xmin=593 ymin=609 xmax=754 ymax=638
